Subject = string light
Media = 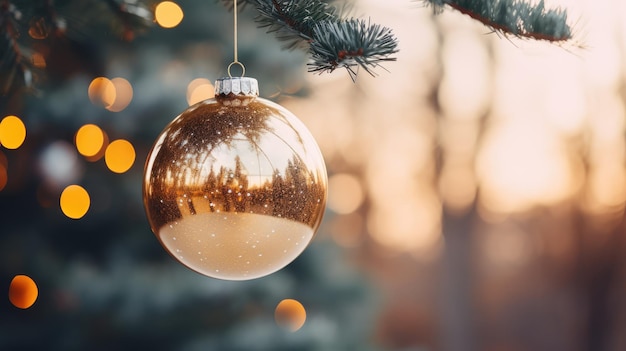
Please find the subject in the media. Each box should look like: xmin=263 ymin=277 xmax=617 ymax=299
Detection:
xmin=108 ymin=78 xmax=133 ymax=112
xmin=88 ymin=77 xmax=116 ymax=108
xmin=155 ymin=1 xmax=184 ymax=28
xmin=186 ymin=78 xmax=214 ymax=105
xmin=60 ymin=185 xmax=90 ymax=219
xmin=9 ymin=275 xmax=38 ymax=309
xmin=75 ymin=124 xmax=105 ymax=157
xmin=275 ymin=299 xmax=307 ymax=332
xmin=105 ymin=139 xmax=136 ymax=173
xmin=0 ymin=115 xmax=26 ymax=149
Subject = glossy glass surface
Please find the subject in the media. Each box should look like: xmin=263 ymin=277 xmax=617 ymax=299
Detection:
xmin=143 ymin=96 xmax=327 ymax=280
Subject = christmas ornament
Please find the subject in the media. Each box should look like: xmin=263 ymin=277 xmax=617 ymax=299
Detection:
xmin=144 ymin=0 xmax=326 ymax=280
xmin=143 ymin=76 xmax=327 ymax=280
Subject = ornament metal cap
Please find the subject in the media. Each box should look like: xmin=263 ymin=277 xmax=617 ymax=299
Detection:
xmin=214 ymin=77 xmax=259 ymax=106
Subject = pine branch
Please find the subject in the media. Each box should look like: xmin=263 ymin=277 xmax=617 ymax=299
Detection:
xmin=103 ymin=0 xmax=153 ymax=41
xmin=0 ymin=1 xmax=33 ymax=95
xmin=424 ymin=0 xmax=571 ymax=42
xmin=1 ymin=0 xmax=575 ymax=96
xmin=252 ymin=0 xmax=338 ymax=50
xmin=308 ymin=19 xmax=398 ymax=80
xmin=0 ymin=0 xmax=154 ymax=96
xmin=224 ymin=0 xmax=399 ymax=79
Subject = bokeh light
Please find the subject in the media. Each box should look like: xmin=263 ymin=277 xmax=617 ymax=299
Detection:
xmin=0 ymin=115 xmax=26 ymax=149
xmin=107 ymin=77 xmax=134 ymax=112
xmin=367 ymin=193 xmax=442 ymax=259
xmin=186 ymin=78 xmax=214 ymax=105
xmin=275 ymin=299 xmax=306 ymax=332
xmin=476 ymin=121 xmax=577 ymax=214
xmin=9 ymin=275 xmax=38 ymax=309
xmin=88 ymin=77 xmax=116 ymax=108
xmin=155 ymin=1 xmax=184 ymax=28
xmin=327 ymin=173 xmax=364 ymax=214
xmin=75 ymin=124 xmax=105 ymax=157
xmin=105 ymin=139 xmax=136 ymax=173
xmin=38 ymin=141 xmax=83 ymax=188
xmin=60 ymin=185 xmax=90 ymax=219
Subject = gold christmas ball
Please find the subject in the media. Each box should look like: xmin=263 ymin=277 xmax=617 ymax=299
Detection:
xmin=143 ymin=77 xmax=327 ymax=280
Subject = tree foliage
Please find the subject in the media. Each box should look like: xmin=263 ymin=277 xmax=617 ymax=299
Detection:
xmin=0 ymin=0 xmax=573 ymax=96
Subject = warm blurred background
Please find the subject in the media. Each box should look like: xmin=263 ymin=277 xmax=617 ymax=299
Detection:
xmin=1 ymin=0 xmax=626 ymax=350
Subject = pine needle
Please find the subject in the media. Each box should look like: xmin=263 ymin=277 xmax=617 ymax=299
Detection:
xmin=424 ymin=0 xmax=572 ymax=42
xmin=246 ymin=0 xmax=399 ymax=78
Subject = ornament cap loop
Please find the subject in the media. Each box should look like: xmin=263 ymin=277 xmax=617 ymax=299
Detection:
xmin=227 ymin=61 xmax=246 ymax=78
xmin=215 ymin=77 xmax=259 ymax=106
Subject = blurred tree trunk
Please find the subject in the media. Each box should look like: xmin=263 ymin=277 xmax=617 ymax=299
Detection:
xmin=576 ymin=212 xmax=626 ymax=351
xmin=440 ymin=204 xmax=478 ymax=351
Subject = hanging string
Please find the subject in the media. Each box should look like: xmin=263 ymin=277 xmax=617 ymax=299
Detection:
xmin=233 ymin=0 xmax=238 ymax=63
xmin=228 ymin=0 xmax=245 ymax=77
